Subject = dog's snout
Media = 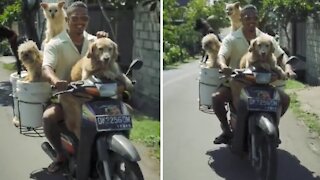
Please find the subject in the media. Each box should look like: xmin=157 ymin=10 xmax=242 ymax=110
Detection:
xmin=103 ymin=57 xmax=110 ymax=62
xmin=23 ymin=52 xmax=29 ymax=58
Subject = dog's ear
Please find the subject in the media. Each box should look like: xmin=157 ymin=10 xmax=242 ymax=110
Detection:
xmin=40 ymin=2 xmax=48 ymax=9
xmin=270 ymin=41 xmax=275 ymax=53
xmin=249 ymin=39 xmax=257 ymax=52
xmin=58 ymin=1 xmax=65 ymax=8
xmin=112 ymin=41 xmax=119 ymax=62
xmin=234 ymin=2 xmax=240 ymax=9
xmin=87 ymin=42 xmax=96 ymax=59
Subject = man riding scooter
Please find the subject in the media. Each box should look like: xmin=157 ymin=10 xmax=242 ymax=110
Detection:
xmin=212 ymin=4 xmax=296 ymax=145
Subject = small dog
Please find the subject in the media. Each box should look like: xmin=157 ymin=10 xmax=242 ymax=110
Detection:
xmin=239 ymin=35 xmax=286 ymax=79
xmin=201 ymin=33 xmax=221 ymax=68
xmin=225 ymin=2 xmax=242 ymax=32
xmin=61 ymin=37 xmax=132 ymax=139
xmin=40 ymin=1 xmax=67 ymax=43
xmin=17 ymin=40 xmax=43 ymax=82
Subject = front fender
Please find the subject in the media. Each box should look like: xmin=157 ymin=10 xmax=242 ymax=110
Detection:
xmin=107 ymin=134 xmax=141 ymax=162
xmin=257 ymin=114 xmax=277 ymax=136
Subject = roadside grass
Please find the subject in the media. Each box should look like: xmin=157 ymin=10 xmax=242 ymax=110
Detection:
xmin=131 ymin=114 xmax=160 ymax=160
xmin=3 ymin=62 xmax=16 ymax=71
xmin=286 ymin=79 xmax=320 ymax=136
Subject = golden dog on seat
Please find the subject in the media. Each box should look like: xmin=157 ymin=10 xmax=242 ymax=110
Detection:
xmin=239 ymin=35 xmax=286 ymax=79
xmin=231 ymin=35 xmax=286 ymax=110
xmin=17 ymin=40 xmax=43 ymax=82
xmin=60 ymin=37 xmax=132 ymax=139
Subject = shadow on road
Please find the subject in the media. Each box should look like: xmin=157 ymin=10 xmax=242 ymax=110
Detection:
xmin=277 ymin=149 xmax=320 ymax=180
xmin=30 ymin=168 xmax=67 ymax=180
xmin=206 ymin=147 xmax=257 ymax=180
xmin=0 ymin=81 xmax=13 ymax=106
xmin=206 ymin=147 xmax=320 ymax=180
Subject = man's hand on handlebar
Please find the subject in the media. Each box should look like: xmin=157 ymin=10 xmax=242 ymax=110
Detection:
xmin=96 ymin=31 xmax=108 ymax=38
xmin=53 ymin=79 xmax=68 ymax=91
xmin=221 ymin=66 xmax=233 ymax=77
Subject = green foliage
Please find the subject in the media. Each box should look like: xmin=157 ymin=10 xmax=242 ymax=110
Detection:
xmin=285 ymin=79 xmax=306 ymax=90
xmin=163 ymin=0 xmax=228 ymax=68
xmin=0 ymin=40 xmax=13 ymax=56
xmin=0 ymin=0 xmax=21 ymax=26
xmin=163 ymin=42 xmax=188 ymax=66
xmin=130 ymin=115 xmax=160 ymax=159
xmin=262 ymin=0 xmax=320 ymax=25
xmin=290 ymin=92 xmax=320 ymax=136
xmin=88 ymin=0 xmax=160 ymax=10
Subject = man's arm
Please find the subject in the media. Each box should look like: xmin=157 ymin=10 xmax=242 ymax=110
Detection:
xmin=42 ymin=65 xmax=68 ymax=91
xmin=217 ymin=35 xmax=233 ymax=75
xmin=42 ymin=43 xmax=68 ymax=90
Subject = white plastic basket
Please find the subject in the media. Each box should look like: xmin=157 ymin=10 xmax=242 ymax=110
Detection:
xmin=198 ymin=67 xmax=222 ymax=108
xmin=16 ymin=80 xmax=52 ymax=128
xmin=9 ymin=71 xmax=27 ymax=120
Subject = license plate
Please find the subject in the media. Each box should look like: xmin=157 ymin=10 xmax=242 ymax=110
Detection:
xmin=95 ymin=115 xmax=132 ymax=131
xmin=247 ymin=98 xmax=279 ymax=112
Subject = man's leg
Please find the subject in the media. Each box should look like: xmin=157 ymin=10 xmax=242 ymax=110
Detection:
xmin=43 ymin=104 xmax=67 ymax=173
xmin=278 ymin=89 xmax=290 ymax=117
xmin=212 ymin=86 xmax=232 ymax=144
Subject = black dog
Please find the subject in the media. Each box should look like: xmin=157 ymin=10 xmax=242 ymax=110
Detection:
xmin=0 ymin=26 xmax=30 ymax=75
xmin=194 ymin=18 xmax=221 ymax=41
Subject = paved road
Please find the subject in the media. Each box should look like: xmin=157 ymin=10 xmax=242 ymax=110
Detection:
xmin=163 ymin=60 xmax=320 ymax=180
xmin=0 ymin=57 xmax=159 ymax=180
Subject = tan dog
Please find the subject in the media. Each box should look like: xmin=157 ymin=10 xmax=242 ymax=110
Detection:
xmin=72 ymin=38 xmax=118 ymax=79
xmin=225 ymin=2 xmax=242 ymax=32
xmin=201 ymin=33 xmax=221 ymax=68
xmin=17 ymin=40 xmax=43 ymax=82
xmin=230 ymin=35 xmax=286 ymax=110
xmin=239 ymin=35 xmax=286 ymax=79
xmin=40 ymin=1 xmax=67 ymax=43
xmin=61 ymin=37 xmax=132 ymax=139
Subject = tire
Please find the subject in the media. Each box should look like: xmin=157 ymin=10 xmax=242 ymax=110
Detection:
xmin=96 ymin=153 xmax=144 ymax=180
xmin=254 ymin=132 xmax=278 ymax=180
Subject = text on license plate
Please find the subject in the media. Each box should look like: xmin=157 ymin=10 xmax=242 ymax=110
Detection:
xmin=95 ymin=115 xmax=132 ymax=131
xmin=247 ymin=98 xmax=279 ymax=112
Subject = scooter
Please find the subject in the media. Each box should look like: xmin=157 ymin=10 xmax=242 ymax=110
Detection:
xmin=40 ymin=59 xmax=144 ymax=180
xmin=225 ymin=67 xmax=282 ymax=180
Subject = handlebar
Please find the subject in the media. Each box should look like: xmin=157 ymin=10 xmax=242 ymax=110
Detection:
xmin=219 ymin=68 xmax=283 ymax=84
xmin=52 ymin=79 xmax=127 ymax=98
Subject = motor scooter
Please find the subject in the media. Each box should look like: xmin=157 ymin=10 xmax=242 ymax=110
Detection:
xmin=224 ymin=67 xmax=282 ymax=180
xmin=38 ymin=59 xmax=144 ymax=180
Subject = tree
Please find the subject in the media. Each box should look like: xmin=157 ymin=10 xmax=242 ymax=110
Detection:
xmin=0 ymin=0 xmax=22 ymax=26
xmin=21 ymin=0 xmax=41 ymax=47
xmin=262 ymin=0 xmax=320 ymax=48
xmin=163 ymin=0 xmax=229 ymax=67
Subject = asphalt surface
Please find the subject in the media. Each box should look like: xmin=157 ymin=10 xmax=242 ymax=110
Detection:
xmin=0 ymin=56 xmax=159 ymax=180
xmin=163 ymin=60 xmax=320 ymax=180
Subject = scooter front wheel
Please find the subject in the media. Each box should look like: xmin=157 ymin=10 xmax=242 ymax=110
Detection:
xmin=254 ymin=133 xmax=277 ymax=180
xmin=109 ymin=153 xmax=144 ymax=180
